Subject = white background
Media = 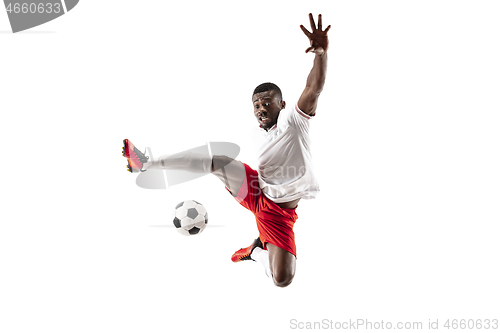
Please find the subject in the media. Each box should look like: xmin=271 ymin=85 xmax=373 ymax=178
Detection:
xmin=1 ymin=1 xmax=499 ymax=332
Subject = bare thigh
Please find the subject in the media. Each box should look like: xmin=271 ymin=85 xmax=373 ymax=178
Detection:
xmin=267 ymin=243 xmax=296 ymax=287
xmin=211 ymin=155 xmax=246 ymax=197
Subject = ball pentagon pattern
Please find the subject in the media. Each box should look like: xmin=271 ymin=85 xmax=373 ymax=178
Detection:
xmin=172 ymin=200 xmax=208 ymax=236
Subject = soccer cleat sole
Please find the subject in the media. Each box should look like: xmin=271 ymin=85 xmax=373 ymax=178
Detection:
xmin=122 ymin=139 xmax=130 ymax=158
xmin=122 ymin=139 xmax=149 ymax=172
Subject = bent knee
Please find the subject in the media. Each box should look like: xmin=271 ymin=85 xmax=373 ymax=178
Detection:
xmin=273 ymin=271 xmax=295 ymax=288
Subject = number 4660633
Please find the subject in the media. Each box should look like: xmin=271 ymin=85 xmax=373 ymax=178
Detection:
xmin=5 ymin=3 xmax=62 ymax=14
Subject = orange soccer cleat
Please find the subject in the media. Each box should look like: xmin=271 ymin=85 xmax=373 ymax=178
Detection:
xmin=231 ymin=237 xmax=263 ymax=262
xmin=122 ymin=139 xmax=150 ymax=173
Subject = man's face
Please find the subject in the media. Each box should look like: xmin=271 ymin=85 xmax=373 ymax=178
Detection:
xmin=252 ymin=90 xmax=286 ymax=130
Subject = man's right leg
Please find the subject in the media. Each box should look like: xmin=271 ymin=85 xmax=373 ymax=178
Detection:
xmin=123 ymin=142 xmax=271 ymax=278
xmin=210 ymin=155 xmax=246 ymax=196
xmin=124 ymin=139 xmax=215 ymax=175
xmin=124 ymin=140 xmax=244 ymax=188
xmin=148 ymin=153 xmax=247 ymax=195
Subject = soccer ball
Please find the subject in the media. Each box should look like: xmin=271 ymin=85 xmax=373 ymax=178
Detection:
xmin=172 ymin=200 xmax=208 ymax=235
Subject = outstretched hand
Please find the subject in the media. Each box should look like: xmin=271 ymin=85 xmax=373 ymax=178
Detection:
xmin=300 ymin=13 xmax=331 ymax=54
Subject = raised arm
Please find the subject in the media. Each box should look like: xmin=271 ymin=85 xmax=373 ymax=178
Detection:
xmin=297 ymin=13 xmax=331 ymax=116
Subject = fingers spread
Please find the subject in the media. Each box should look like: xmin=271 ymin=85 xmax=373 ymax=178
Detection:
xmin=324 ymin=25 xmax=331 ymax=33
xmin=318 ymin=14 xmax=322 ymax=31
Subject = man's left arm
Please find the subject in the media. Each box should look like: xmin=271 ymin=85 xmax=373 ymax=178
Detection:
xmin=297 ymin=13 xmax=331 ymax=116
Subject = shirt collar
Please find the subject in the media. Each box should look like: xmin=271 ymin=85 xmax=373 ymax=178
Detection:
xmin=259 ymin=124 xmax=277 ymax=132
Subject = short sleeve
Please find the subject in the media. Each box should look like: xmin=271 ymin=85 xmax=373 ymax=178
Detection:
xmin=283 ymin=103 xmax=313 ymax=134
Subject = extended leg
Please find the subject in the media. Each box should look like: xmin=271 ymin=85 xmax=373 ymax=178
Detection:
xmin=211 ymin=155 xmax=246 ymax=197
xmin=123 ymin=139 xmax=246 ymax=190
xmin=148 ymin=151 xmax=213 ymax=173
xmin=145 ymin=150 xmax=245 ymax=191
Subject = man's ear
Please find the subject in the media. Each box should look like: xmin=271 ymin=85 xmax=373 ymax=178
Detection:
xmin=281 ymin=100 xmax=286 ymax=110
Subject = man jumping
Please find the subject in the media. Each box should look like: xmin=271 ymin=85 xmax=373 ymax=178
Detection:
xmin=122 ymin=13 xmax=330 ymax=287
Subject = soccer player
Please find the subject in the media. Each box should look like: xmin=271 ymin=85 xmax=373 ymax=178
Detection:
xmin=123 ymin=13 xmax=330 ymax=287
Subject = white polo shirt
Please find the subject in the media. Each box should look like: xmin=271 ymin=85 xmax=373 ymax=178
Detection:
xmin=255 ymin=103 xmax=319 ymax=203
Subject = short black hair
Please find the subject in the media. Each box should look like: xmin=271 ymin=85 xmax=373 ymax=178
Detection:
xmin=253 ymin=82 xmax=283 ymax=101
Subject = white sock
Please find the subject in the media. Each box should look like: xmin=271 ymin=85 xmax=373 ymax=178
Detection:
xmin=251 ymin=247 xmax=271 ymax=278
xmin=147 ymin=151 xmax=212 ymax=174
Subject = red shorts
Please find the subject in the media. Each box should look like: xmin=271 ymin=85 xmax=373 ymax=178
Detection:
xmin=228 ymin=163 xmax=298 ymax=257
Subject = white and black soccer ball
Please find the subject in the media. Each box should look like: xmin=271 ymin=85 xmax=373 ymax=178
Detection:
xmin=172 ymin=200 xmax=208 ymax=235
